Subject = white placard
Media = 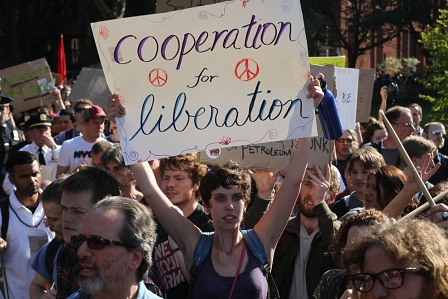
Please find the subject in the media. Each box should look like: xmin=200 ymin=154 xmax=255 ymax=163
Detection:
xmin=91 ymin=0 xmax=317 ymax=165
xmin=335 ymin=67 xmax=359 ymax=130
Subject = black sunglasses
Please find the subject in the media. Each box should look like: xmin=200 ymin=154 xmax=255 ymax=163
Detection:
xmin=71 ymin=234 xmax=133 ymax=250
xmin=75 ymin=107 xmax=89 ymax=113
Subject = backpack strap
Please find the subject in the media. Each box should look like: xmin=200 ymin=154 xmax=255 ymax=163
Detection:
xmin=189 ymin=230 xmax=280 ymax=299
xmin=242 ymin=229 xmax=280 ymax=299
xmin=0 ymin=196 xmax=10 ymax=240
xmin=191 ymin=232 xmax=214 ymax=274
xmin=241 ymin=229 xmax=267 ymax=264
xmin=45 ymin=238 xmax=63 ymax=279
xmin=189 ymin=232 xmax=214 ymax=299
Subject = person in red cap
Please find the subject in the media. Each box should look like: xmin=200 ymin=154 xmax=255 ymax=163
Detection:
xmin=56 ymin=105 xmax=109 ymax=176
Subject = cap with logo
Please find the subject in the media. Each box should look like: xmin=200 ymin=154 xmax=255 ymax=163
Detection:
xmin=0 ymin=95 xmax=13 ymax=111
xmin=26 ymin=113 xmax=53 ymax=129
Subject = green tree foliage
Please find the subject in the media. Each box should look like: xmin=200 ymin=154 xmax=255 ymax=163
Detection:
xmin=420 ymin=9 xmax=448 ymax=121
xmin=301 ymin=0 xmax=403 ymax=67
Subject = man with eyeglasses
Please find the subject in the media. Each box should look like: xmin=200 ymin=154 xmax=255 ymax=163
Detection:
xmin=55 ymin=167 xmax=120 ymax=298
xmin=364 ymin=106 xmax=415 ymax=168
xmin=423 ymin=122 xmax=448 ymax=185
xmin=67 ymin=196 xmax=162 ymax=298
xmin=341 ymin=218 xmax=448 ymax=299
xmin=333 ymin=130 xmax=358 ymax=187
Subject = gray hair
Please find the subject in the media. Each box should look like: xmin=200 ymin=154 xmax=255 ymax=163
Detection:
xmin=94 ymin=196 xmax=157 ymax=281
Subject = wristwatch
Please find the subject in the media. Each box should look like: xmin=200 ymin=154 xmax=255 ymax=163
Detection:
xmin=442 ymin=211 xmax=448 ymax=221
xmin=51 ymin=145 xmax=58 ymax=151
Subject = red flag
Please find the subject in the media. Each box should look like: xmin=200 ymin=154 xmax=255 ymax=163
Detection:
xmin=58 ymin=33 xmax=66 ymax=86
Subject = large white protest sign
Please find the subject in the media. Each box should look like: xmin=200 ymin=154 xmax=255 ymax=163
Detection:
xmin=334 ymin=67 xmax=359 ymax=130
xmin=91 ymin=0 xmax=316 ymax=165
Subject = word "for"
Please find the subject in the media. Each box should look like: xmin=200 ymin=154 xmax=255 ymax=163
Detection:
xmin=114 ymin=14 xmax=295 ymax=70
xmin=129 ymin=81 xmax=310 ymax=140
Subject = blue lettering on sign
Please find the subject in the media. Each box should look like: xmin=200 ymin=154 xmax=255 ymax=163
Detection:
xmin=128 ymin=81 xmax=310 ymax=141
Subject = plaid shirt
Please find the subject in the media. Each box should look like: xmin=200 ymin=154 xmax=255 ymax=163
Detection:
xmin=56 ymin=243 xmax=80 ymax=299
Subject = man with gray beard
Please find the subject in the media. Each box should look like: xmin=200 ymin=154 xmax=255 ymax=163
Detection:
xmin=68 ymin=196 xmax=162 ymax=299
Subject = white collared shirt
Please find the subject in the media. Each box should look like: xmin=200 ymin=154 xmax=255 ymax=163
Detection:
xmin=0 ymin=191 xmax=53 ymax=299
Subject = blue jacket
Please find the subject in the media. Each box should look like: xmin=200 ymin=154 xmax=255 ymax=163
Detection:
xmin=67 ymin=281 xmax=163 ymax=299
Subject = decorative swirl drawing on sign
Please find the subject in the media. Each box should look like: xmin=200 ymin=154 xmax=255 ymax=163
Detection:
xmin=141 ymin=11 xmax=182 ymax=24
xmin=198 ymin=0 xmax=236 ymax=20
xmin=286 ymin=115 xmax=316 ymax=139
xmin=122 ymin=128 xmax=281 ymax=162
xmin=282 ymin=0 xmax=292 ymax=11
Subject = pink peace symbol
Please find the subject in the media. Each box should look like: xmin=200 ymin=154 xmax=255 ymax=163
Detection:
xmin=234 ymin=58 xmax=260 ymax=81
xmin=148 ymin=68 xmax=168 ymax=87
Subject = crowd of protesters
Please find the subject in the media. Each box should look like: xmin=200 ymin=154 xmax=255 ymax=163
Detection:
xmin=0 ymin=76 xmax=446 ymax=299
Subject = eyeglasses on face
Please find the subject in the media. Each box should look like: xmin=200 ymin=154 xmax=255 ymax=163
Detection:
xmin=350 ymin=268 xmax=426 ymax=293
xmin=75 ymin=107 xmax=89 ymax=113
xmin=71 ymin=234 xmax=133 ymax=250
xmin=392 ymin=122 xmax=415 ymax=128
xmin=432 ymin=130 xmax=445 ymax=136
xmin=336 ymin=138 xmax=354 ymax=144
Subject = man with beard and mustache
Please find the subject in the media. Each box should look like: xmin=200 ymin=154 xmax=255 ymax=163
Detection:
xmin=271 ymin=164 xmax=340 ymax=299
xmin=0 ymin=151 xmax=53 ymax=299
xmin=68 ymin=196 xmax=162 ymax=298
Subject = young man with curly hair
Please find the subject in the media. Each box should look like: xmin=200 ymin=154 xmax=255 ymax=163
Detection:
xmin=150 ymin=153 xmax=214 ymax=299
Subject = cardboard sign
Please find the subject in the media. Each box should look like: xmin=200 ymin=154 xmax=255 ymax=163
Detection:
xmin=200 ymin=139 xmax=296 ymax=171
xmin=310 ymin=64 xmax=336 ymax=96
xmin=200 ymin=118 xmax=333 ymax=172
xmin=356 ymin=68 xmax=375 ymax=123
xmin=91 ymin=0 xmax=317 ymax=165
xmin=309 ymin=56 xmax=346 ymax=67
xmin=67 ymin=68 xmax=110 ymax=108
xmin=0 ymin=58 xmax=55 ymax=113
xmin=293 ymin=117 xmax=334 ymax=176
xmin=157 ymin=0 xmax=227 ymax=13
xmin=52 ymin=72 xmax=62 ymax=87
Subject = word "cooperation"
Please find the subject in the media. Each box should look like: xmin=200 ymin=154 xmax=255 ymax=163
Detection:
xmin=114 ymin=15 xmax=296 ymax=70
